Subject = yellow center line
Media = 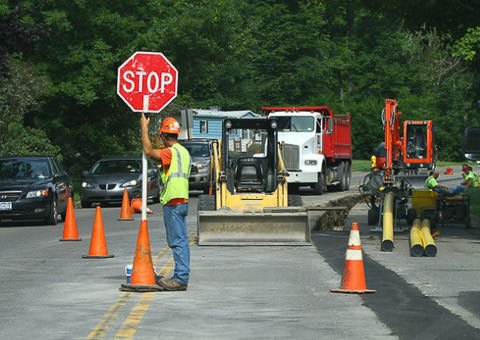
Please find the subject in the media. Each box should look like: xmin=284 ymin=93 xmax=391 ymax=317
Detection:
xmin=114 ymin=292 xmax=156 ymax=339
xmin=86 ymin=236 xmax=196 ymax=339
xmin=114 ymin=258 xmax=174 ymax=339
xmin=87 ymin=292 xmax=132 ymax=340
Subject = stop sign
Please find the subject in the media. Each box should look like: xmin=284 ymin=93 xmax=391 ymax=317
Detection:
xmin=117 ymin=52 xmax=178 ymax=112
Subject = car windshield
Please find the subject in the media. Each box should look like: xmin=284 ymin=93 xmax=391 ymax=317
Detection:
xmin=91 ymin=160 xmax=141 ymax=175
xmin=0 ymin=159 xmax=52 ymax=180
xmin=183 ymin=143 xmax=210 ymax=157
xmin=276 ymin=116 xmax=314 ymax=132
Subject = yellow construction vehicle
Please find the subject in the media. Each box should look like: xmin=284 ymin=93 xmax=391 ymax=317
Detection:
xmin=197 ymin=117 xmax=309 ymax=245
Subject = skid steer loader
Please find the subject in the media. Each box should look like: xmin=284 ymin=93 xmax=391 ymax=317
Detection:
xmin=197 ymin=117 xmax=310 ymax=245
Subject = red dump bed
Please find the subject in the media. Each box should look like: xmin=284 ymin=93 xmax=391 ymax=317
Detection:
xmin=324 ymin=114 xmax=352 ymax=161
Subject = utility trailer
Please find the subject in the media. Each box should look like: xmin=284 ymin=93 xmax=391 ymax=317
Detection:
xmin=263 ymin=106 xmax=352 ymax=194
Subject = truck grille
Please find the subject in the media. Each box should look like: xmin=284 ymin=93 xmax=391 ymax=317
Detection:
xmin=0 ymin=191 xmax=22 ymax=201
xmin=281 ymin=144 xmax=300 ymax=170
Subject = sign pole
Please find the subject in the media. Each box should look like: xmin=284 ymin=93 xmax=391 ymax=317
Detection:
xmin=142 ymin=95 xmax=149 ymax=221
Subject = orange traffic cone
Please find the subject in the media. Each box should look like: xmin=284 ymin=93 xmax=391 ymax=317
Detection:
xmin=118 ymin=188 xmax=134 ymax=221
xmin=60 ymin=197 xmax=81 ymax=241
xmin=331 ymin=222 xmax=375 ymax=294
xmin=131 ymin=198 xmax=154 ymax=214
xmin=444 ymin=168 xmax=453 ymax=175
xmin=82 ymin=206 xmax=114 ymax=259
xmin=120 ymin=220 xmax=162 ymax=292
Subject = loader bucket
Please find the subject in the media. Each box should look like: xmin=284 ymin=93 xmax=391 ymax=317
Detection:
xmin=197 ymin=208 xmax=310 ymax=245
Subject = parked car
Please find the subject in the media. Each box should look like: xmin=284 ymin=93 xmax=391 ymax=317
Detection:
xmin=179 ymin=139 xmax=213 ymax=193
xmin=0 ymin=156 xmax=73 ymax=225
xmin=79 ymin=157 xmax=160 ymax=208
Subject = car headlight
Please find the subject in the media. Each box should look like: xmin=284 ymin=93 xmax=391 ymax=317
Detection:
xmin=121 ymin=179 xmax=138 ymax=188
xmin=81 ymin=181 xmax=95 ymax=188
xmin=305 ymin=160 xmax=317 ymax=165
xmin=26 ymin=188 xmax=50 ymax=198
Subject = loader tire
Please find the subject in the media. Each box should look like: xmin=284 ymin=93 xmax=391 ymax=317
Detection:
xmin=288 ymin=194 xmax=303 ymax=207
xmin=198 ymin=194 xmax=215 ymax=211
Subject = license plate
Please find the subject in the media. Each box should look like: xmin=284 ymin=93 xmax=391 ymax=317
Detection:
xmin=0 ymin=202 xmax=12 ymax=211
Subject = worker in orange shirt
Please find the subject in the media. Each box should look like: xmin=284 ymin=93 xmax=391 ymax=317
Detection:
xmin=140 ymin=113 xmax=191 ymax=291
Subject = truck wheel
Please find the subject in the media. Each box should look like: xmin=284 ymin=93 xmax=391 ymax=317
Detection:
xmin=198 ymin=194 xmax=215 ymax=211
xmin=312 ymin=173 xmax=324 ymax=195
xmin=288 ymin=194 xmax=303 ymax=207
xmin=344 ymin=162 xmax=351 ymax=191
xmin=338 ymin=161 xmax=346 ymax=191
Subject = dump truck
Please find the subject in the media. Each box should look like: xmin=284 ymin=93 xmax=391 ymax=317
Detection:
xmin=263 ymin=106 xmax=352 ymax=194
xmin=197 ymin=117 xmax=310 ymax=245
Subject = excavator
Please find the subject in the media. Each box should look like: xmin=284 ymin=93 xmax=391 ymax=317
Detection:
xmin=360 ymin=99 xmax=437 ymax=251
xmin=196 ymin=117 xmax=310 ymax=245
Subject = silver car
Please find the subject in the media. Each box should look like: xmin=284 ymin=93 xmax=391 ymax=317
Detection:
xmin=79 ymin=157 xmax=160 ymax=208
xmin=179 ymin=139 xmax=213 ymax=193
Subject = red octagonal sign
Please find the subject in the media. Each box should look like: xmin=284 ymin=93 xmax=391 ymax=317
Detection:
xmin=117 ymin=52 xmax=178 ymax=112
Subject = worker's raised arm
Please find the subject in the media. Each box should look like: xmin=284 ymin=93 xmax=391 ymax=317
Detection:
xmin=140 ymin=113 xmax=163 ymax=160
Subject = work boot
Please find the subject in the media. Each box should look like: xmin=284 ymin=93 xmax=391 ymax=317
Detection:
xmin=154 ymin=274 xmax=164 ymax=286
xmin=158 ymin=277 xmax=188 ymax=291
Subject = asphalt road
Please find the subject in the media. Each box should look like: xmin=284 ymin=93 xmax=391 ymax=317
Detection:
xmin=0 ymin=170 xmax=479 ymax=339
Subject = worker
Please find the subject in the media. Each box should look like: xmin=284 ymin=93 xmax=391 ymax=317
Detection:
xmin=425 ymin=170 xmax=463 ymax=196
xmin=461 ymin=165 xmax=479 ymax=189
xmin=140 ymin=113 xmax=191 ymax=291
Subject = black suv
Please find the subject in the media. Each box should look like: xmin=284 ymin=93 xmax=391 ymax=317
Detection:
xmin=0 ymin=156 xmax=73 ymax=225
xmin=179 ymin=139 xmax=213 ymax=193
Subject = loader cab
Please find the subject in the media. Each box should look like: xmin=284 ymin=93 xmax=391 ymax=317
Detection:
xmin=222 ymin=118 xmax=279 ymax=194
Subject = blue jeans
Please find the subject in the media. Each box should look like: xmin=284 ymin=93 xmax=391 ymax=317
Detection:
xmin=162 ymin=203 xmax=190 ymax=284
xmin=434 ymin=185 xmax=465 ymax=196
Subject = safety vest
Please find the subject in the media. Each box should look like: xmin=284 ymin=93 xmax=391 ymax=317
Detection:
xmin=465 ymin=171 xmax=479 ymax=188
xmin=425 ymin=176 xmax=438 ymax=189
xmin=160 ymin=143 xmax=191 ymax=205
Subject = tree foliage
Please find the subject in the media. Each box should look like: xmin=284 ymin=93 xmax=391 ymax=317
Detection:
xmin=0 ymin=0 xmax=479 ymax=175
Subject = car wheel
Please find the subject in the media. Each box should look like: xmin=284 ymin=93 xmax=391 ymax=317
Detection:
xmin=47 ymin=198 xmax=58 ymax=225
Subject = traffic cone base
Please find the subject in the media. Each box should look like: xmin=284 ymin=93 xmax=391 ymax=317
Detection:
xmin=119 ymin=188 xmax=134 ymax=221
xmin=120 ymin=283 xmax=163 ymax=292
xmin=60 ymin=197 xmax=81 ymax=241
xmin=331 ymin=222 xmax=375 ymax=294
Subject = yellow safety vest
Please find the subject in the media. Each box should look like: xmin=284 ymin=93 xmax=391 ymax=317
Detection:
xmin=160 ymin=143 xmax=191 ymax=205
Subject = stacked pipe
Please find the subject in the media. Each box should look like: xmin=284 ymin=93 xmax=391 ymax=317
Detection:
xmin=409 ymin=218 xmax=437 ymax=257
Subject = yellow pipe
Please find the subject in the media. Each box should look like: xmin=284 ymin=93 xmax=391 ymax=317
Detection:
xmin=381 ymin=192 xmax=394 ymax=251
xmin=409 ymin=218 xmax=424 ymax=257
xmin=421 ymin=219 xmax=437 ymax=257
